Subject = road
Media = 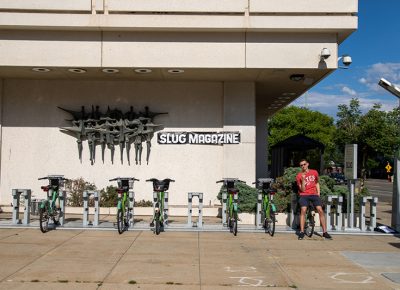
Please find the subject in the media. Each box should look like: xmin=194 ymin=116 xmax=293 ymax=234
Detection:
xmin=364 ymin=178 xmax=393 ymax=203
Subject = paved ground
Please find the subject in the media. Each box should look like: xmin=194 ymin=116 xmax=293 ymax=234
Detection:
xmin=0 ymin=228 xmax=399 ymax=290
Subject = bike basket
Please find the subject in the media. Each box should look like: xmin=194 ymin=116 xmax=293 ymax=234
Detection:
xmin=153 ymin=181 xmax=170 ymax=192
xmin=50 ymin=179 xmax=60 ymax=187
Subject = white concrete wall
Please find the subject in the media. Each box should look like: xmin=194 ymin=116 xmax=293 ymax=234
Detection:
xmin=0 ymin=30 xmax=339 ymax=69
xmin=0 ymin=79 xmax=256 ymax=206
xmin=223 ymin=82 xmax=255 ymax=183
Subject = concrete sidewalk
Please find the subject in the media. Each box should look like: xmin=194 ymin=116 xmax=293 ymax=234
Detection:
xmin=0 ymin=229 xmax=399 ymax=289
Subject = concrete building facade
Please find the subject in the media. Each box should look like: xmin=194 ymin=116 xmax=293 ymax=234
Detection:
xmin=0 ymin=0 xmax=358 ymax=205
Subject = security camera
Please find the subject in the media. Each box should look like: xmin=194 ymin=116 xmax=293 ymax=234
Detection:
xmin=342 ymin=55 xmax=352 ymax=66
xmin=320 ymin=48 xmax=331 ymax=60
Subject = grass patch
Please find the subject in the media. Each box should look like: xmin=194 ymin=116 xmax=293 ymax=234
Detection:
xmin=289 ymin=285 xmax=297 ymax=289
xmin=31 ymin=279 xmax=40 ymax=282
xmin=166 ymin=282 xmax=182 ymax=285
xmin=57 ymin=280 xmax=68 ymax=283
xmin=128 ymin=280 xmax=137 ymax=284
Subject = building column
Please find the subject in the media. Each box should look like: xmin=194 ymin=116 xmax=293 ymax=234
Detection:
xmin=0 ymin=79 xmax=3 ymax=205
xmin=256 ymin=108 xmax=268 ymax=178
xmin=222 ymin=82 xmax=256 ymax=184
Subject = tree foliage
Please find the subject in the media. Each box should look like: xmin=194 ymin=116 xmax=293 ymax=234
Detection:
xmin=268 ymin=106 xmax=336 ymax=156
xmin=335 ymin=98 xmax=400 ymax=176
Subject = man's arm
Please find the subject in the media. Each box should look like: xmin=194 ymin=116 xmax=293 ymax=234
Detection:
xmin=316 ymin=182 xmax=320 ymax=195
xmin=297 ymin=174 xmax=306 ymax=192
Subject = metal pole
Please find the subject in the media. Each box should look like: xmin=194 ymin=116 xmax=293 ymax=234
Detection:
xmin=378 ymin=79 xmax=400 ymax=232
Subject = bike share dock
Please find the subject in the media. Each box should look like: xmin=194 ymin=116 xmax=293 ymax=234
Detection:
xmin=0 ymin=187 xmax=389 ymax=235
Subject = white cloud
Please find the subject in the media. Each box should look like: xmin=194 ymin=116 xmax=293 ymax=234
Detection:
xmin=292 ymin=91 xmax=397 ymax=118
xmin=341 ymin=86 xmax=357 ymax=96
xmin=359 ymin=62 xmax=400 ymax=91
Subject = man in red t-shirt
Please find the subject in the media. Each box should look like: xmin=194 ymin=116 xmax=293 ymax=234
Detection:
xmin=296 ymin=159 xmax=332 ymax=240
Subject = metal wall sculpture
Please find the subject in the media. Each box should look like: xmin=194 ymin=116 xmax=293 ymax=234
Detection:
xmin=58 ymin=106 xmax=166 ymax=165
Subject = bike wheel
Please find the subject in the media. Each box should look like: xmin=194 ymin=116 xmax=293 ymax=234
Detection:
xmin=53 ymin=208 xmax=60 ymax=226
xmin=117 ymin=209 xmax=124 ymax=234
xmin=267 ymin=209 xmax=276 ymax=237
xmin=233 ymin=215 xmax=238 ymax=236
xmin=39 ymin=207 xmax=49 ymax=233
xmin=125 ymin=207 xmax=130 ymax=228
xmin=155 ymin=219 xmax=161 ymax=235
xmin=305 ymin=209 xmax=315 ymax=237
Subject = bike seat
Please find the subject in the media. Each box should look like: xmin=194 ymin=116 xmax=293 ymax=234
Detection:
xmin=228 ymin=188 xmax=239 ymax=194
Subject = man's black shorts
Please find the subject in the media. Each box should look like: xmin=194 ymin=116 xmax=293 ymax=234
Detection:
xmin=299 ymin=195 xmax=322 ymax=208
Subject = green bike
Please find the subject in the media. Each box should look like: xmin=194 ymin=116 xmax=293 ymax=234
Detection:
xmin=38 ymin=175 xmax=68 ymax=233
xmin=217 ymin=178 xmax=245 ymax=236
xmin=146 ymin=178 xmax=175 ymax=235
xmin=110 ymin=177 xmax=139 ymax=234
xmin=254 ymin=178 xmax=277 ymax=236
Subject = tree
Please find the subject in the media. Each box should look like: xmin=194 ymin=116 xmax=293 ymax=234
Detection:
xmin=335 ymin=98 xmax=362 ymax=146
xmin=335 ymin=99 xmax=400 ymax=178
xmin=268 ymin=106 xmax=336 ymax=158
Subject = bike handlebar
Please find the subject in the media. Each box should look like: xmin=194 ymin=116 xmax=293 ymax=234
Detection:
xmin=109 ymin=177 xmax=140 ymax=182
xmin=38 ymin=176 xmax=69 ymax=181
xmin=146 ymin=178 xmax=175 ymax=182
xmin=216 ymin=178 xmax=246 ymax=184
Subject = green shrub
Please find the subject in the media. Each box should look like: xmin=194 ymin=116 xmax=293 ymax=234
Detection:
xmin=100 ymin=185 xmax=118 ymax=207
xmin=135 ymin=199 xmax=153 ymax=207
xmin=217 ymin=182 xmax=258 ymax=213
xmin=65 ymin=178 xmax=97 ymax=207
xmin=273 ymin=167 xmax=301 ymax=212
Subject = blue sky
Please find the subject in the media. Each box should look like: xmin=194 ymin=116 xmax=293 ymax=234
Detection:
xmin=292 ymin=0 xmax=400 ymax=119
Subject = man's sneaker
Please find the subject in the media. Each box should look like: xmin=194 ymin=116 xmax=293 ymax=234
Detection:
xmin=298 ymin=232 xmax=305 ymax=240
xmin=323 ymin=232 xmax=332 ymax=239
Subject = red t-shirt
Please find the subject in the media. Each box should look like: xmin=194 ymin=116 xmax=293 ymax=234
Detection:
xmin=296 ymin=169 xmax=319 ymax=196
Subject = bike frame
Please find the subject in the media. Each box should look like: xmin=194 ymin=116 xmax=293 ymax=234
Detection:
xmin=117 ymin=191 xmax=128 ymax=213
xmin=227 ymin=191 xmax=238 ymax=220
xmin=262 ymin=191 xmax=276 ymax=218
xmin=154 ymin=191 xmax=165 ymax=222
xmin=40 ymin=187 xmax=59 ymax=214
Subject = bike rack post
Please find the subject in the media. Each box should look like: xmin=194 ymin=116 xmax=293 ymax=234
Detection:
xmin=59 ymin=190 xmax=66 ymax=226
xmin=164 ymin=191 xmax=169 ymax=227
xmin=128 ymin=190 xmax=135 ymax=228
xmin=222 ymin=191 xmax=227 ymax=226
xmin=21 ymin=190 xmax=32 ymax=225
xmin=83 ymin=191 xmax=89 ymax=227
xmin=12 ymin=189 xmax=21 ymax=224
xmin=256 ymin=192 xmax=262 ymax=229
xmin=326 ymin=195 xmax=343 ymax=231
xmin=359 ymin=196 xmax=378 ymax=231
xmin=12 ymin=189 xmax=32 ymax=225
xmin=83 ymin=190 xmax=100 ymax=227
xmin=94 ymin=191 xmax=100 ymax=227
xmin=187 ymin=192 xmax=203 ymax=228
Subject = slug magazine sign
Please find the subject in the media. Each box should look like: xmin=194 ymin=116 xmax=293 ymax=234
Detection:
xmin=158 ymin=132 xmax=241 ymax=145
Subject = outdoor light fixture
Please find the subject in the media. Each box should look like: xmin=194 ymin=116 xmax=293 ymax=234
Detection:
xmin=68 ymin=68 xmax=87 ymax=74
xmin=320 ymin=48 xmax=331 ymax=60
xmin=134 ymin=68 xmax=152 ymax=74
xmin=378 ymin=78 xmax=400 ymax=98
xmin=167 ymin=69 xmax=185 ymax=74
xmin=102 ymin=68 xmax=119 ymax=74
xmin=338 ymin=54 xmax=352 ymax=69
xmin=32 ymin=67 xmax=51 ymax=73
xmin=289 ymin=74 xmax=305 ymax=82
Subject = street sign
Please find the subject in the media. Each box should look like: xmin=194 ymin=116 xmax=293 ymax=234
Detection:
xmin=344 ymin=144 xmax=357 ymax=180
xmin=386 ymin=163 xmax=392 ymax=173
